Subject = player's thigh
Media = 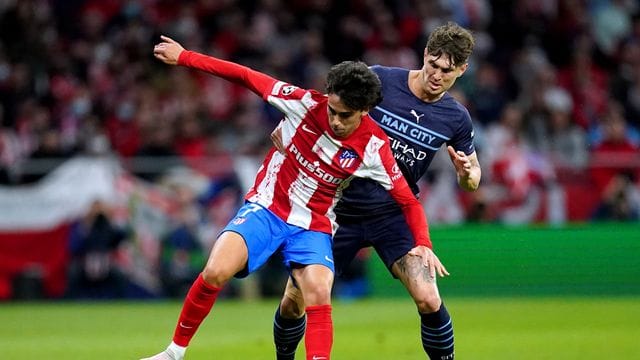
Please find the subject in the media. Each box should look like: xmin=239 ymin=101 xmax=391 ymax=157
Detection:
xmin=391 ymin=253 xmax=441 ymax=307
xmin=219 ymin=202 xmax=288 ymax=278
xmin=203 ymin=231 xmax=249 ymax=285
xmin=367 ymin=212 xmax=415 ymax=275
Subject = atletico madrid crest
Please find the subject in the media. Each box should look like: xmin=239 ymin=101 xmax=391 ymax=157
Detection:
xmin=339 ymin=149 xmax=358 ymax=168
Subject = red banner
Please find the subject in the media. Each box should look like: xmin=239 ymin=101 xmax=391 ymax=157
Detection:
xmin=0 ymin=224 xmax=70 ymax=299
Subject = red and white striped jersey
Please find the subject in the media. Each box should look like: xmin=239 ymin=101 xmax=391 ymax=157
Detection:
xmin=178 ymin=51 xmax=431 ymax=247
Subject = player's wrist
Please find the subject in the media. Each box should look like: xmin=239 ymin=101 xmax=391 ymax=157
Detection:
xmin=176 ymin=50 xmax=191 ymax=66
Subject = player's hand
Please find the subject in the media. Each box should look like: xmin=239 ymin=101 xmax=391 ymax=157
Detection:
xmin=447 ymin=145 xmax=472 ymax=178
xmin=270 ymin=126 xmax=287 ymax=155
xmin=153 ymin=35 xmax=185 ymax=65
xmin=408 ymin=245 xmax=449 ymax=279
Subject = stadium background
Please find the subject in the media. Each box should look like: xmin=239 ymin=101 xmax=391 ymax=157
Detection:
xmin=0 ymin=0 xmax=639 ymax=358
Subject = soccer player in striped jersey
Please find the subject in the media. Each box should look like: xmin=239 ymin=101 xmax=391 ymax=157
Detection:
xmin=271 ymin=22 xmax=481 ymax=360
xmin=143 ymin=35 xmax=446 ymax=360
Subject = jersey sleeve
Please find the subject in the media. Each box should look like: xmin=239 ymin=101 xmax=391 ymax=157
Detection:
xmin=355 ymin=134 xmax=432 ymax=248
xmin=178 ymin=50 xmax=277 ymax=99
xmin=448 ymin=107 xmax=476 ymax=156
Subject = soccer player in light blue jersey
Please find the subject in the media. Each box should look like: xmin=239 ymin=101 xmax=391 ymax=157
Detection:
xmin=272 ymin=22 xmax=481 ymax=360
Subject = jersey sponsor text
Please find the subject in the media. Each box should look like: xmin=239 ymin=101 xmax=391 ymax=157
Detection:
xmin=289 ymin=143 xmax=343 ymax=185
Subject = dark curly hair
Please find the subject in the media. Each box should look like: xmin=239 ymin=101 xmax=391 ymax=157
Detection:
xmin=426 ymin=22 xmax=475 ymax=67
xmin=325 ymin=61 xmax=382 ymax=111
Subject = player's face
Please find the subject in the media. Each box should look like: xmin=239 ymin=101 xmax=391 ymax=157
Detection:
xmin=420 ymin=51 xmax=468 ymax=100
xmin=326 ymin=94 xmax=366 ymax=138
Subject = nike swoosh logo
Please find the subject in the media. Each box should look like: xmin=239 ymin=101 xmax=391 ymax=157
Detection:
xmin=301 ymin=124 xmax=317 ymax=135
xmin=324 ymin=255 xmax=333 ymax=263
xmin=179 ymin=322 xmax=194 ymax=329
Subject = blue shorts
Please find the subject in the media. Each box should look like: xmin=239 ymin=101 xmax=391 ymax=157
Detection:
xmin=333 ymin=210 xmax=413 ymax=278
xmin=221 ymin=202 xmax=335 ymax=278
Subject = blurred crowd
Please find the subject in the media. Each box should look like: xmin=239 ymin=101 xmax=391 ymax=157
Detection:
xmin=1 ymin=0 xmax=640 ymax=298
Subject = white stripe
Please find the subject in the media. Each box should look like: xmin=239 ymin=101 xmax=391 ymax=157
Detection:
xmin=267 ymin=92 xmax=316 ymax=126
xmin=312 ymin=134 xmax=341 ymax=164
xmin=247 ymin=151 xmax=285 ymax=207
xmin=271 ymin=81 xmax=286 ymax=96
xmin=286 ymin=169 xmax=317 ymax=229
xmin=326 ymin=188 xmax=344 ymax=235
xmin=352 ymin=135 xmax=393 ymax=190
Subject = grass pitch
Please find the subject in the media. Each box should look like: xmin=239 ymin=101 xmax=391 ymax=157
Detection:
xmin=1 ymin=296 xmax=638 ymax=359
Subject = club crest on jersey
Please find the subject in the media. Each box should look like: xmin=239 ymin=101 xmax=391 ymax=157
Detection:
xmin=339 ymin=149 xmax=358 ymax=168
xmin=281 ymin=85 xmax=297 ymax=95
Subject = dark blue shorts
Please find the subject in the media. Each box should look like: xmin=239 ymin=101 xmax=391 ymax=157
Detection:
xmin=333 ymin=210 xmax=413 ymax=278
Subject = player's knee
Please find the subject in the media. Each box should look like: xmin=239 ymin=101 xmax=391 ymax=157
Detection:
xmin=302 ymin=284 xmax=332 ymax=306
xmin=414 ymin=292 xmax=442 ymax=314
xmin=201 ymin=265 xmax=232 ymax=288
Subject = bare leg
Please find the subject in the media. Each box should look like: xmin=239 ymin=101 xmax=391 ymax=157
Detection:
xmin=291 ymin=264 xmax=334 ymax=360
xmin=392 ymin=253 xmax=454 ymax=359
xmin=274 ymin=278 xmax=306 ymax=360
xmin=141 ymin=232 xmax=249 ymax=360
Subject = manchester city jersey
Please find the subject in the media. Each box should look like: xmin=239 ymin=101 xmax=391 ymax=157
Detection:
xmin=335 ymin=65 xmax=476 ymax=218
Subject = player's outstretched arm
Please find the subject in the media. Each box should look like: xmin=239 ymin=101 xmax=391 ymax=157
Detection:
xmin=152 ymin=35 xmax=277 ymax=97
xmin=153 ymin=35 xmax=184 ymax=65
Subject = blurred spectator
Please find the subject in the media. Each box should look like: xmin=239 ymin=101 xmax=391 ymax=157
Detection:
xmin=588 ymin=98 xmax=640 ymax=147
xmin=557 ymin=34 xmax=610 ymax=129
xmin=527 ymin=86 xmax=589 ymax=172
xmin=159 ymin=185 xmax=206 ymax=298
xmin=0 ymin=106 xmax=23 ymax=183
xmin=66 ymin=200 xmax=129 ymax=299
xmin=591 ymin=172 xmax=640 ymax=221
xmin=21 ymin=128 xmax=77 ymax=184
xmin=482 ymin=103 xmax=556 ymax=224
xmin=468 ymin=61 xmax=509 ymax=125
xmin=609 ymin=34 xmax=640 ymax=130
xmin=589 ymin=101 xmax=640 ymax=195
xmin=362 ymin=7 xmax=419 ymax=69
xmin=590 ymin=0 xmax=635 ymax=59
xmin=134 ymin=121 xmax=181 ymax=181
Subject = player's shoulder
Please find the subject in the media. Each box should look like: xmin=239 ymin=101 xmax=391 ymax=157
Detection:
xmin=359 ymin=115 xmax=391 ymax=144
xmin=437 ymin=93 xmax=473 ymax=121
xmin=370 ymin=65 xmax=408 ymax=80
xmin=271 ymin=81 xmax=316 ymax=99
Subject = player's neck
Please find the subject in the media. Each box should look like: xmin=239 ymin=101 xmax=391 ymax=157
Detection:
xmin=408 ymin=70 xmax=445 ymax=103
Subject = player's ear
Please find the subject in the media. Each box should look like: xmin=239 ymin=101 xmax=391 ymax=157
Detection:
xmin=457 ymin=63 xmax=469 ymax=77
